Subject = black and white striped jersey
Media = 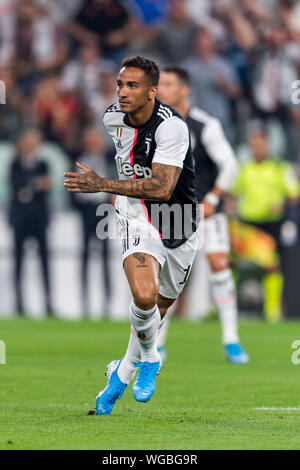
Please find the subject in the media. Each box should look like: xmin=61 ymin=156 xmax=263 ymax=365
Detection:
xmin=103 ymin=98 xmax=199 ymax=248
xmin=186 ymin=107 xmax=239 ymax=207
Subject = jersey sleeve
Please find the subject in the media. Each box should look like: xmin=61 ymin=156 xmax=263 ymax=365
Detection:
xmin=152 ymin=117 xmax=189 ymax=169
xmin=102 ymin=111 xmax=115 ymax=139
xmin=202 ymin=118 xmax=239 ymax=191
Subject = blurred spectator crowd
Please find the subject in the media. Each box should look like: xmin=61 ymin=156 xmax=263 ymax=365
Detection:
xmin=0 ymin=0 xmax=299 ymax=155
xmin=0 ymin=0 xmax=300 ymax=316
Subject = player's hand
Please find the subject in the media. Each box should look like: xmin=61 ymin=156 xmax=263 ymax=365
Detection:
xmin=63 ymin=162 xmax=102 ymax=193
xmin=201 ymin=200 xmax=216 ymax=219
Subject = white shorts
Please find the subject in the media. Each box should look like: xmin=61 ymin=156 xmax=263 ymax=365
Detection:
xmin=203 ymin=212 xmax=230 ymax=254
xmin=117 ymin=216 xmax=200 ymax=299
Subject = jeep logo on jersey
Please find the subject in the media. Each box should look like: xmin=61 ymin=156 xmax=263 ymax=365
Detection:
xmin=116 ymin=157 xmax=152 ymax=178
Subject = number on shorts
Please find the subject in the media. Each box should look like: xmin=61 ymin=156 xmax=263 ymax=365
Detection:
xmin=179 ymin=265 xmax=191 ymax=285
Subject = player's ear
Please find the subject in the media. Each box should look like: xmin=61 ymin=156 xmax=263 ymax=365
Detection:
xmin=181 ymin=85 xmax=190 ymax=99
xmin=148 ymin=86 xmax=158 ymax=100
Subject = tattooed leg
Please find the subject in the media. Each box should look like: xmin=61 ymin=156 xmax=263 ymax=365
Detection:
xmin=124 ymin=252 xmax=160 ymax=310
xmin=132 ymin=253 xmax=148 ymax=268
xmin=123 ymin=252 xmax=161 ymax=364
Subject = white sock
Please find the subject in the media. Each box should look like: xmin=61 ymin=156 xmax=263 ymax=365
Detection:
xmin=117 ymin=330 xmax=141 ymax=384
xmin=157 ymin=312 xmax=171 ymax=349
xmin=129 ymin=300 xmax=161 ymax=363
xmin=211 ymin=268 xmax=239 ymax=345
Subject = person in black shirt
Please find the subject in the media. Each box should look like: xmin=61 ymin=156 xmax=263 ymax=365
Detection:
xmin=9 ymin=129 xmax=53 ymax=316
xmin=67 ymin=0 xmax=136 ymax=65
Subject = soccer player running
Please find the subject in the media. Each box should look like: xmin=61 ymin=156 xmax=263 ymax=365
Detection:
xmin=158 ymin=67 xmax=249 ymax=364
xmin=63 ymin=57 xmax=200 ymax=414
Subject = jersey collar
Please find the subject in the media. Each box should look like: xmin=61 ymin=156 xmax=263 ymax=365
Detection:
xmin=123 ymin=98 xmax=160 ymax=129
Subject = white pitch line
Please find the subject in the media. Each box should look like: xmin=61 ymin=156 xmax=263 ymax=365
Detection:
xmin=254 ymin=407 xmax=300 ymax=411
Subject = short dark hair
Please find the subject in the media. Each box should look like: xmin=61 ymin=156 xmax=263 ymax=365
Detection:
xmin=121 ymin=56 xmax=160 ymax=86
xmin=163 ymin=66 xmax=191 ymax=86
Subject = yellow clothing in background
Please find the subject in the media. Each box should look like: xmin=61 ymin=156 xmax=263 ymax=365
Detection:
xmin=231 ymin=159 xmax=300 ymax=223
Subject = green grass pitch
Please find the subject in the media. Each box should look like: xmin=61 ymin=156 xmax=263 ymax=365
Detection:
xmin=0 ymin=317 xmax=300 ymax=450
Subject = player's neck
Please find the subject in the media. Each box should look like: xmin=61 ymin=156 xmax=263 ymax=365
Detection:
xmin=126 ymin=100 xmax=155 ymax=127
xmin=175 ymin=100 xmax=190 ymax=119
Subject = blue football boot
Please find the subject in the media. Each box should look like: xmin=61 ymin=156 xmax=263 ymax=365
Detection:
xmin=224 ymin=343 xmax=249 ymax=364
xmin=96 ymin=360 xmax=127 ymax=415
xmin=133 ymin=361 xmax=160 ymax=402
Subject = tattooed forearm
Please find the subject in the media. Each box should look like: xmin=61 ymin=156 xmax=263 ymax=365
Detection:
xmin=64 ymin=163 xmax=182 ymax=201
xmin=99 ymin=163 xmax=182 ymax=201
xmin=133 ymin=253 xmax=148 ymax=268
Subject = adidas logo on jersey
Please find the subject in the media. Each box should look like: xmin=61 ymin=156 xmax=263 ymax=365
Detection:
xmin=116 ymin=139 xmax=123 ymax=149
xmin=116 ymin=156 xmax=152 ymax=178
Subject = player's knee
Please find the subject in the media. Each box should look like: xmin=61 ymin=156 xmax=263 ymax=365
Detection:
xmin=132 ymin=283 xmax=159 ymax=310
xmin=133 ymin=292 xmax=158 ymax=311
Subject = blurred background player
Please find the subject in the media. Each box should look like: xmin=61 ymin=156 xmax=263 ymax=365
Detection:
xmin=8 ymin=128 xmax=53 ymax=315
xmin=229 ymin=121 xmax=300 ymax=323
xmin=158 ymin=66 xmax=249 ymax=364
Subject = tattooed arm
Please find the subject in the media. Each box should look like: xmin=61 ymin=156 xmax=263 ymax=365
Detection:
xmin=63 ymin=162 xmax=181 ymax=201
